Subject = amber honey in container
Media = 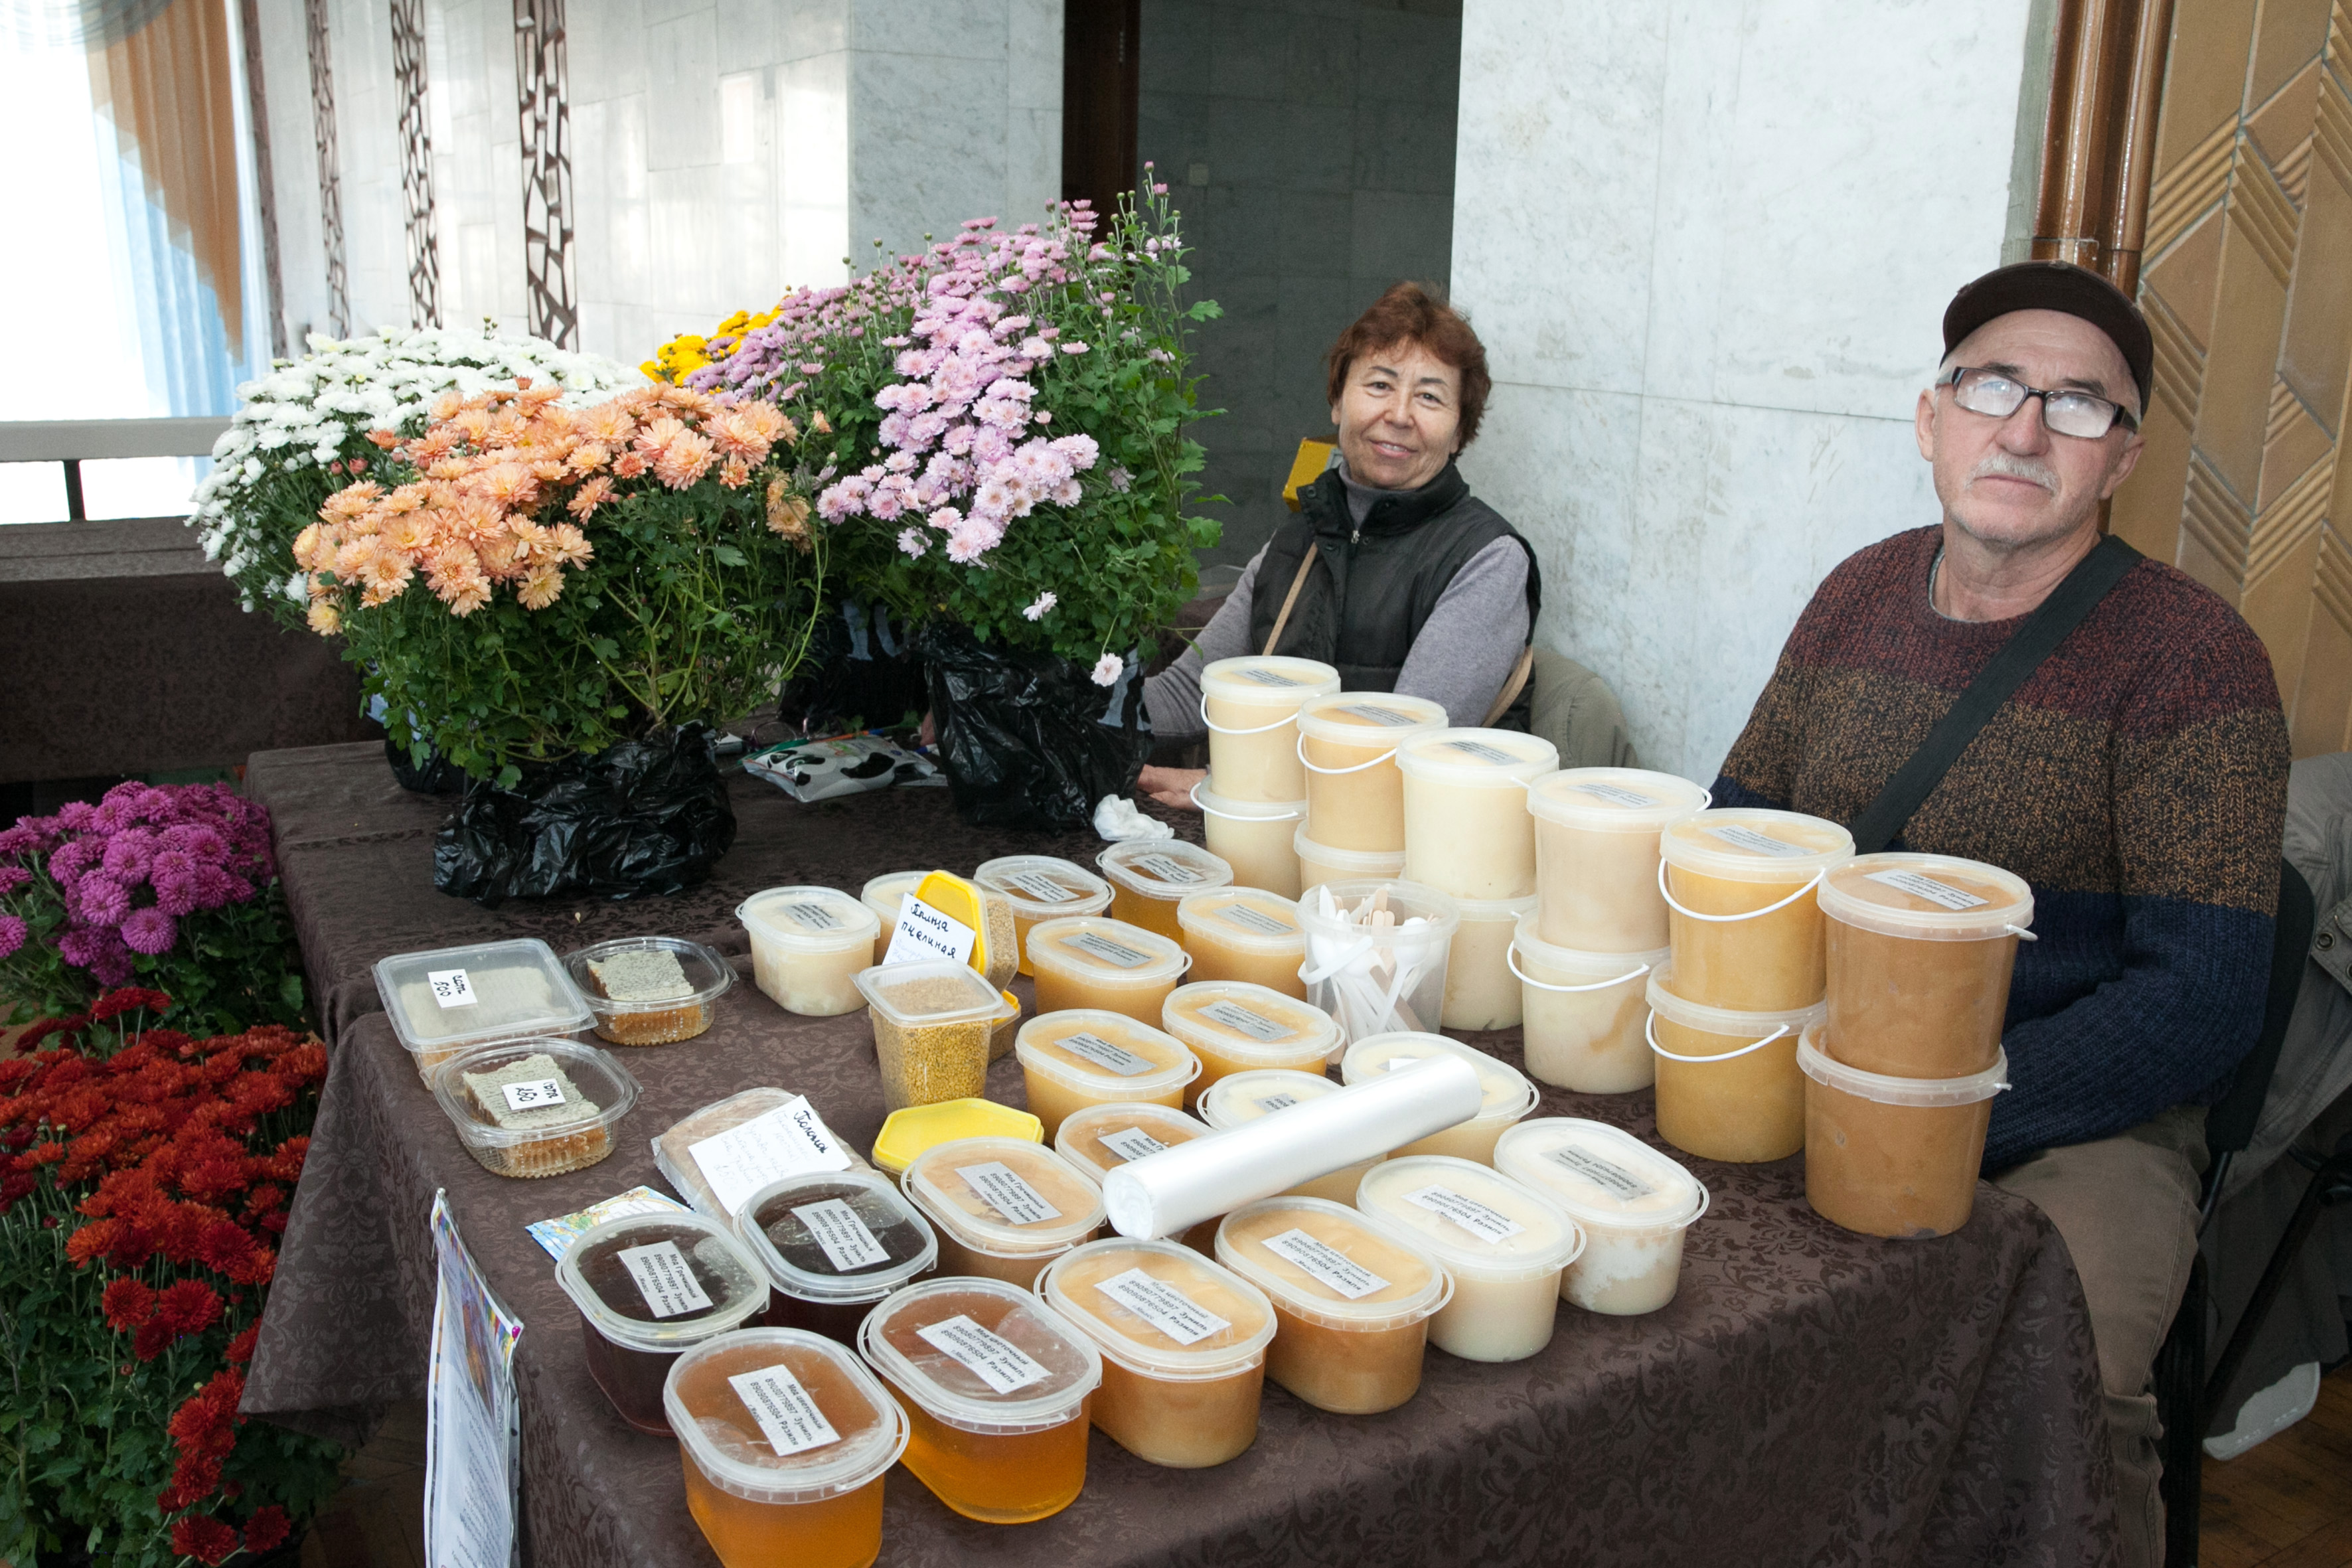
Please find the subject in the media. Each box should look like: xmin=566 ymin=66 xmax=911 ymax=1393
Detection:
xmin=1012 ymin=1010 xmax=1200 ymax=1139
xmin=1338 ymin=1033 xmax=1536 ymax=1166
xmin=900 ymin=1137 xmax=1107 ymax=1290
xmin=1038 ymin=1237 xmax=1279 ymax=1468
xmin=1052 ymin=1102 xmax=1226 ymax=1255
xmin=663 ymin=1327 xmax=908 ymax=1568
xmin=1512 ymin=916 xmax=1667 ymax=1094
xmin=1524 ymin=768 xmax=1711 ymax=953
xmin=1293 ymin=824 xmax=1407 ymax=895
xmin=1161 ymin=981 xmax=1340 ymax=1107
xmin=1645 ymin=967 xmax=1824 ymax=1164
xmin=1213 ymin=1195 xmax=1449 ymax=1414
xmin=1176 ymin=887 xmax=1308 ymax=997
xmin=1658 ymin=809 xmax=1853 ymax=1012
xmin=858 ymin=871 xmax=928 ymax=967
xmin=732 ymin=1170 xmax=939 ymax=1347
xmin=1798 ymin=1026 xmax=2007 ymax=1239
xmin=557 ymin=1212 xmax=771 ymax=1435
xmin=971 ymin=856 xmax=1111 ymax=978
xmin=1816 ymin=853 xmax=2033 ymax=1079
xmin=1200 ymin=655 xmax=1341 ymax=803
xmin=1026 ymin=917 xmax=1191 ymax=1023
xmin=856 ymin=1277 xmax=1101 ymax=1524
xmin=1097 ymin=840 xmax=1235 ymax=942
xmin=1395 ymin=728 xmax=1557 ymax=900
xmin=1441 ymin=893 xmax=1537 ymax=1030
xmin=1295 ymin=692 xmax=1447 ymax=853
xmin=1196 ymin=1068 xmax=1379 ymax=1205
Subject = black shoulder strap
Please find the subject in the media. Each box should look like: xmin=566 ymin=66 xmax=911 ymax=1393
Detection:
xmin=1848 ymin=532 xmax=2142 ymax=854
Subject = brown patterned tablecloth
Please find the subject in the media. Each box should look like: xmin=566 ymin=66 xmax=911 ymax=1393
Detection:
xmin=240 ymin=742 xmax=2120 ymax=1567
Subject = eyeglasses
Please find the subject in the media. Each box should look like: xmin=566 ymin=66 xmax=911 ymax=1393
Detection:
xmin=1940 ymin=366 xmax=2136 ymax=438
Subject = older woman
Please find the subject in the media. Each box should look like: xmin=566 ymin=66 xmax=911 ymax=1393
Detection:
xmin=1138 ymin=281 xmax=1541 ymax=806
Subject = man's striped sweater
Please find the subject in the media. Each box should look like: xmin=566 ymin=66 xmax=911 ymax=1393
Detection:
xmin=1713 ymin=525 xmax=2290 ymax=1171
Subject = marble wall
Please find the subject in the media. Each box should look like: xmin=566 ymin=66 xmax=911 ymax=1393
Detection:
xmin=257 ymin=0 xmax=1060 ymax=368
xmin=1138 ymin=0 xmax=1462 ymax=571
xmin=1451 ymin=0 xmax=2046 ymax=782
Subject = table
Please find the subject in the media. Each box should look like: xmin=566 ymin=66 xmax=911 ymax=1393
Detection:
xmin=0 ymin=519 xmax=376 ymax=783
xmin=240 ymin=742 xmax=2120 ymax=1567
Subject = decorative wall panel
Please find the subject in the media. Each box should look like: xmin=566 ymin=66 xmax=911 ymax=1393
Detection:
xmin=512 ymin=0 xmax=574 ymax=348
xmin=393 ymin=0 xmax=440 ymax=328
xmin=303 ymin=0 xmax=348 ymax=338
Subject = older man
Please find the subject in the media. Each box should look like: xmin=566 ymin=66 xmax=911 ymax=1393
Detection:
xmin=1714 ymin=262 xmax=2290 ymax=1565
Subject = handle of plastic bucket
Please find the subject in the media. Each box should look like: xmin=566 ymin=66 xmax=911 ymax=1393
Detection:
xmin=1295 ymin=734 xmax=1399 ymax=775
xmin=1655 ymin=860 xmax=1824 ymax=923
xmin=1506 ymin=945 xmax=1650 ymax=994
xmin=1200 ymin=696 xmax=1296 ymax=736
xmin=2005 ymin=923 xmax=2039 ymax=942
xmin=1188 ymin=779 xmax=1304 ymax=822
xmin=1645 ymin=1011 xmax=1793 ymax=1064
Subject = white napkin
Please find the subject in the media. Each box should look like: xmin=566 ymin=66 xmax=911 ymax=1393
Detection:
xmin=1093 ymin=794 xmax=1174 ymax=843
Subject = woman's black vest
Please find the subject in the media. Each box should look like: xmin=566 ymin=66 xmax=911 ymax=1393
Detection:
xmin=1245 ymin=463 xmax=1541 ymax=729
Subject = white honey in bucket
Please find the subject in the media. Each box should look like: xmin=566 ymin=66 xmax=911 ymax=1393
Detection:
xmin=1354 ymin=1156 xmax=1583 ymax=1362
xmin=1492 ymin=1119 xmax=1704 ymax=1316
xmin=1526 ymin=768 xmax=1711 ymax=953
xmin=1397 ymin=728 xmax=1557 ymax=901
xmin=1513 ymin=916 xmax=1665 ymax=1093
xmin=1296 ymin=693 xmax=1447 ymax=854
xmin=1200 ymin=657 xmax=1339 ymax=804
xmin=1293 ymin=821 xmax=1405 ymax=894
xmin=1193 ymin=782 xmax=1304 ymax=898
xmin=1441 ymin=894 xmax=1535 ymax=1031
xmin=1176 ymin=888 xmax=1308 ymax=998
xmin=739 ymin=886 xmax=882 ymax=1017
xmin=1659 ymin=809 xmax=1853 ymax=1013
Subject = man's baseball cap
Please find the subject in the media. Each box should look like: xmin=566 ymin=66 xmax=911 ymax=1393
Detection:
xmin=1942 ymin=261 xmax=2153 ymax=412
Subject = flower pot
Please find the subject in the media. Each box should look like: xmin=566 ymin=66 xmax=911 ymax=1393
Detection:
xmin=432 ymin=724 xmax=736 ymax=905
xmin=921 ymin=625 xmax=1151 ymax=831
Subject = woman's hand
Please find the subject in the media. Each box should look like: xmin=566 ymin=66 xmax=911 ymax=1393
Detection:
xmin=1137 ymin=765 xmax=1206 ymax=810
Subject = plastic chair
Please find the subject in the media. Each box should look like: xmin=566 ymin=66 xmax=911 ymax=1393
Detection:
xmin=2154 ymin=856 xmax=2319 ymax=1567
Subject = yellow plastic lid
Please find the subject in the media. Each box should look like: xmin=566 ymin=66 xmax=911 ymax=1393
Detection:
xmin=871 ymin=1097 xmax=1042 ymax=1174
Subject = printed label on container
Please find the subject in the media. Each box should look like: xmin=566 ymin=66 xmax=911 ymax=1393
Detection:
xmin=728 ymin=1365 xmax=841 ymax=1457
xmin=500 ymin=1078 xmax=566 ymax=1113
xmin=1567 ymin=781 xmax=1661 ymax=809
xmin=1261 ymin=1228 xmax=1389 ymax=1299
xmin=1441 ymin=739 xmax=1523 ymax=765
xmin=1334 ymin=703 xmax=1419 ymax=726
xmin=1133 ymin=852 xmax=1207 ymax=886
xmin=916 ymin=1314 xmax=1050 ymax=1394
xmin=1063 ymin=931 xmax=1152 ymax=969
xmin=1095 ymin=1267 xmax=1230 ymax=1346
xmin=791 ymin=1198 xmax=891 ymax=1273
xmin=956 ymin=1161 xmax=1062 ymax=1226
xmin=1700 ymin=823 xmax=1812 ymax=858
xmin=1863 ymin=868 xmax=1991 ymax=911
xmin=882 ymin=896 xmax=980 ymax=968
xmin=688 ymin=1097 xmax=854 ymax=1217
xmin=1052 ymin=1031 xmax=1157 ymax=1077
xmin=1546 ymin=1146 xmax=1658 ymax=1200
xmin=1097 ymin=1126 xmax=1168 ymax=1163
xmin=1002 ymin=870 xmax=1080 ymax=904
xmin=1233 ymin=667 xmax=1303 ymax=687
xmin=782 ymin=901 xmax=844 ymax=931
xmin=1215 ymin=902 xmax=1294 ymax=937
xmin=426 ymin=969 xmax=477 ymax=1008
xmin=616 ymin=1239 xmax=714 ymax=1318
xmin=1252 ymin=1093 xmax=1300 ymax=1113
xmin=1196 ymin=1000 xmax=1294 ymax=1042
xmin=1402 ymin=1185 xmax=1526 ymax=1245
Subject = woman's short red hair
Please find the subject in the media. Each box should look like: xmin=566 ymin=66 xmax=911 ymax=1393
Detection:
xmin=1324 ymin=282 xmax=1492 ymax=449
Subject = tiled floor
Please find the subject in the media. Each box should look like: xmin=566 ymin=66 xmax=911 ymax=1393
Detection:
xmin=2199 ymin=1362 xmax=2352 ymax=1568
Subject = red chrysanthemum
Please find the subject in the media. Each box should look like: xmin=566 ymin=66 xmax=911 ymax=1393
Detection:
xmin=240 ymin=1504 xmax=291 ymax=1553
xmin=224 ymin=1322 xmax=260 ymax=1364
xmin=154 ymin=1279 xmax=224 ymax=1336
xmin=131 ymin=1316 xmax=176 ymax=1362
xmin=102 ymin=1277 xmax=157 ymax=1330
xmin=170 ymin=1514 xmax=239 ymax=1564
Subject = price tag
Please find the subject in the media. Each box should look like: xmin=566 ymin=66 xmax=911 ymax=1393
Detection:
xmin=617 ymin=1239 xmax=714 ymax=1318
xmin=1442 ymin=740 xmax=1520 ymax=764
xmin=1001 ymin=870 xmax=1079 ymax=903
xmin=1863 ymin=868 xmax=1990 ymax=911
xmin=728 ymin=1364 xmax=841 ymax=1456
xmin=1196 ymin=1000 xmax=1293 ymax=1041
xmin=1568 ymin=781 xmax=1660 ymax=808
xmin=1261 ymin=1227 xmax=1389 ymax=1299
xmin=500 ymin=1078 xmax=566 ymax=1113
xmin=790 ymin=1199 xmax=892 ymax=1272
xmin=783 ymin=901 xmax=843 ymax=930
xmin=1053 ymin=1031 xmax=1156 ymax=1077
xmin=956 ymin=1161 xmax=1061 ymax=1225
xmin=1402 ymin=1185 xmax=1526 ymax=1244
xmin=1252 ymin=1092 xmax=1300 ymax=1113
xmin=687 ymin=1097 xmax=853 ymax=1217
xmin=427 ymin=969 xmax=477 ymax=1008
xmin=1097 ymin=1126 xmax=1168 ymax=1162
xmin=1233 ymin=667 xmax=1302 ymax=686
xmin=1132 ymin=852 xmax=1206 ymax=886
xmin=1547 ymin=1146 xmax=1657 ymax=1200
xmin=1216 ymin=902 xmax=1293 ymax=937
xmin=882 ymin=896 xmax=979 ymax=967
xmin=1701 ymin=824 xmax=1810 ymax=858
xmin=917 ymin=1314 xmax=1048 ymax=1393
xmin=1334 ymin=703 xmax=1418 ymax=726
xmin=1094 ymin=1267 xmax=1229 ymax=1345
xmin=1063 ymin=931 xmax=1150 ymax=969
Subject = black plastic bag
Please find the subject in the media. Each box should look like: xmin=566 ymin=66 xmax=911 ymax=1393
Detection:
xmin=385 ymin=735 xmax=466 ymax=795
xmin=922 ymin=625 xmax=1150 ymax=830
xmin=777 ymin=600 xmax=930 ymax=736
xmin=432 ymin=724 xmax=737 ymax=905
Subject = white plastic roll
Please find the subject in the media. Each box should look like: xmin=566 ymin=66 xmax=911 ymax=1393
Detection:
xmin=1101 ymin=1056 xmax=1485 ymax=1239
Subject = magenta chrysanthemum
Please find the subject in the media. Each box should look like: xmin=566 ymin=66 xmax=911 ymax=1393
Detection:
xmin=0 ymin=914 xmax=25 ymax=959
xmin=119 ymin=907 xmax=177 ymax=955
xmin=75 ymin=875 xmax=130 ymax=926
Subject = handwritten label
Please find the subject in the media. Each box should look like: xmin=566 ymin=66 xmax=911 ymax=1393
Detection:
xmin=1052 ymin=1030 xmax=1157 ymax=1077
xmin=1863 ymin=869 xmax=1990 ymax=911
xmin=1097 ymin=1126 xmax=1168 ymax=1163
xmin=1196 ymin=1000 xmax=1293 ymax=1042
xmin=1401 ymin=1185 xmax=1526 ymax=1245
xmin=1700 ymin=824 xmax=1810 ymax=858
xmin=687 ymin=1097 xmax=854 ymax=1217
xmin=1132 ymin=852 xmax=1206 ymax=886
xmin=427 ymin=969 xmax=477 ymax=1008
xmin=1216 ymin=902 xmax=1294 ymax=937
xmin=1001 ymin=870 xmax=1081 ymax=904
xmin=1233 ymin=667 xmax=1302 ymax=687
xmin=1442 ymin=740 xmax=1520 ymax=764
xmin=1546 ymin=1146 xmax=1658 ymax=1200
xmin=1094 ymin=1268 xmax=1229 ymax=1345
xmin=1063 ymin=931 xmax=1151 ymax=969
xmin=956 ymin=1162 xmax=1061 ymax=1226
xmin=916 ymin=1315 xmax=1049 ymax=1394
xmin=783 ymin=901 xmax=843 ymax=930
xmin=790 ymin=1199 xmax=890 ymax=1272
xmin=500 ymin=1078 xmax=566 ymax=1113
xmin=1567 ymin=781 xmax=1660 ymax=809
xmin=1261 ymin=1228 xmax=1388 ymax=1299
xmin=616 ymin=1239 xmax=713 ymax=1318
xmin=882 ymin=896 xmax=979 ymax=967
xmin=1252 ymin=1093 xmax=1300 ymax=1113
xmin=728 ymin=1365 xmax=841 ymax=1456
xmin=1334 ymin=703 xmax=1418 ymax=726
